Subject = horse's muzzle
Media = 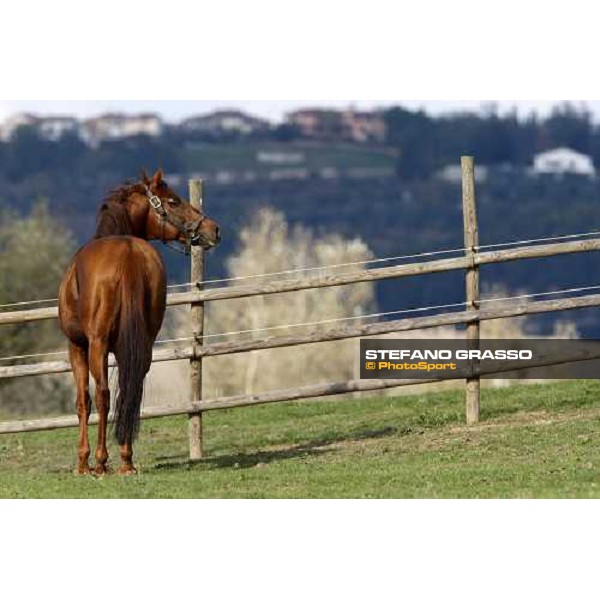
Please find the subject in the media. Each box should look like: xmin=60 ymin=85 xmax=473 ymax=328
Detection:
xmin=191 ymin=223 xmax=220 ymax=250
xmin=190 ymin=234 xmax=213 ymax=249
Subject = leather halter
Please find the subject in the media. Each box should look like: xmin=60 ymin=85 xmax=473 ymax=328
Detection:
xmin=144 ymin=186 xmax=204 ymax=255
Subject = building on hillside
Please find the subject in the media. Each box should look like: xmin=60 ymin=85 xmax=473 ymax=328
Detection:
xmin=532 ymin=147 xmax=595 ymax=177
xmin=0 ymin=113 xmax=82 ymax=141
xmin=37 ymin=116 xmax=80 ymax=141
xmin=0 ymin=113 xmax=40 ymax=141
xmin=343 ymin=109 xmax=387 ymax=143
xmin=1 ymin=112 xmax=164 ymax=145
xmin=81 ymin=113 xmax=163 ymax=146
xmin=179 ymin=110 xmax=270 ymax=136
xmin=286 ymin=108 xmax=386 ymax=143
xmin=287 ymin=109 xmax=344 ymax=140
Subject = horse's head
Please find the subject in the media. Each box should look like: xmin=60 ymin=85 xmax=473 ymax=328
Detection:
xmin=141 ymin=169 xmax=220 ymax=252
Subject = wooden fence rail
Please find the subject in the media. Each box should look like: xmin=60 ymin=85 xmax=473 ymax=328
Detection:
xmin=2 ymin=157 xmax=600 ymax=458
xmin=3 ymin=291 xmax=600 ymax=381
xmin=3 ymin=339 xmax=600 ymax=436
xmin=3 ymin=237 xmax=600 ymax=326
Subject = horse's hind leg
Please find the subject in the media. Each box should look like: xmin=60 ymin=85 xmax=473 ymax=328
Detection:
xmin=69 ymin=342 xmax=92 ymax=475
xmin=118 ymin=442 xmax=136 ymax=475
xmin=118 ymin=352 xmax=152 ymax=476
xmin=89 ymin=337 xmax=111 ymax=475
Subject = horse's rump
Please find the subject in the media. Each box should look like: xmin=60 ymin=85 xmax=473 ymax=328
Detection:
xmin=72 ymin=237 xmax=166 ymax=343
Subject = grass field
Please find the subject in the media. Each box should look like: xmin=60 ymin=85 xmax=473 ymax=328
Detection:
xmin=183 ymin=141 xmax=397 ymax=173
xmin=2 ymin=379 xmax=600 ymax=498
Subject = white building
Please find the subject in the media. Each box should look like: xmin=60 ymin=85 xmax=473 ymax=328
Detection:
xmin=0 ymin=113 xmax=82 ymax=141
xmin=180 ymin=110 xmax=270 ymax=136
xmin=0 ymin=112 xmax=39 ymax=141
xmin=532 ymin=147 xmax=595 ymax=177
xmin=37 ymin=116 xmax=80 ymax=141
xmin=1 ymin=111 xmax=164 ymax=145
xmin=81 ymin=113 xmax=163 ymax=146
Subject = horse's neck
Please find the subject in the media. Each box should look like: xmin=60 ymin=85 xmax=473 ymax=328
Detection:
xmin=95 ymin=200 xmax=144 ymax=238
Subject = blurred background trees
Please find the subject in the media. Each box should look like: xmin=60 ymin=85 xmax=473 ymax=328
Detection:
xmin=146 ymin=207 xmax=376 ymax=405
xmin=0 ymin=203 xmax=75 ymax=416
xmin=0 ymin=204 xmax=584 ymax=417
xmin=384 ymin=102 xmax=597 ymax=179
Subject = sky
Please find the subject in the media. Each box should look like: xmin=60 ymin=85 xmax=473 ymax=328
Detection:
xmin=1 ymin=100 xmax=599 ymax=124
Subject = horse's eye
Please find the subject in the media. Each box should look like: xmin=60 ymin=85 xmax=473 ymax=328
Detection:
xmin=167 ymin=197 xmax=180 ymax=205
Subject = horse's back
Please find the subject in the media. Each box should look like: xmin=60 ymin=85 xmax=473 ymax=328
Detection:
xmin=59 ymin=236 xmax=166 ymax=347
xmin=75 ymin=236 xmax=165 ymax=288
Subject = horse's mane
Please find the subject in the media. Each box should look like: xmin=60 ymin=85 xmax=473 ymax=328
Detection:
xmin=94 ymin=182 xmax=146 ymax=238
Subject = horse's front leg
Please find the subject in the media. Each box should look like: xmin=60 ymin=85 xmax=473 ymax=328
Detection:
xmin=69 ymin=343 xmax=92 ymax=475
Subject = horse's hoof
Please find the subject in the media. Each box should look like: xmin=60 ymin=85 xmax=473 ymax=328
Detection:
xmin=94 ymin=464 xmax=111 ymax=476
xmin=74 ymin=465 xmax=92 ymax=476
xmin=118 ymin=466 xmax=138 ymax=476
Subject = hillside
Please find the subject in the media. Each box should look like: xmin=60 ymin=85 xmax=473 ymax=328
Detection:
xmin=2 ymin=124 xmax=600 ymax=337
xmin=3 ymin=166 xmax=600 ymax=336
xmin=2 ymin=380 xmax=600 ymax=498
xmin=182 ymin=140 xmax=397 ymax=176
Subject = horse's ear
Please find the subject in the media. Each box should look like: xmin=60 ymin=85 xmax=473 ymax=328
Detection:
xmin=152 ymin=168 xmax=164 ymax=186
xmin=141 ymin=169 xmax=151 ymax=186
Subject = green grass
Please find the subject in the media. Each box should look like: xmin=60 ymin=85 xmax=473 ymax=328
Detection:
xmin=2 ymin=380 xmax=600 ymax=498
xmin=183 ymin=141 xmax=397 ymax=173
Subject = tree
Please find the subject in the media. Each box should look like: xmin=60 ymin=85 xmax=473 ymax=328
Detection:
xmin=542 ymin=103 xmax=592 ymax=153
xmin=146 ymin=207 xmax=377 ymax=405
xmin=3 ymin=126 xmax=54 ymax=182
xmin=384 ymin=107 xmax=437 ymax=179
xmin=0 ymin=202 xmax=77 ymax=416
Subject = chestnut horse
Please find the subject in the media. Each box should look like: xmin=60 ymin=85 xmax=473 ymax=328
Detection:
xmin=58 ymin=169 xmax=220 ymax=475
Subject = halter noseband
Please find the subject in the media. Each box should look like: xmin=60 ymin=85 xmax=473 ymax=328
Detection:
xmin=145 ymin=186 xmax=205 ymax=255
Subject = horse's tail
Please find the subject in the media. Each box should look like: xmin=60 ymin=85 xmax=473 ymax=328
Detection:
xmin=114 ymin=259 xmax=151 ymax=446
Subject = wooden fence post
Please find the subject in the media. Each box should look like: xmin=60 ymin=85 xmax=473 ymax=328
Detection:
xmin=461 ymin=156 xmax=481 ymax=424
xmin=189 ymin=179 xmax=205 ymax=459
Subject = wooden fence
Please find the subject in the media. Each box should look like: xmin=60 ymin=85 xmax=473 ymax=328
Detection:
xmin=2 ymin=156 xmax=600 ymax=458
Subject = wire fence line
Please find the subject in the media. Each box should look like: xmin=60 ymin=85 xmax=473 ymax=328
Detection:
xmin=2 ymin=283 xmax=599 ymax=365
xmin=104 ymin=283 xmax=600 ymax=341
xmin=2 ymin=228 xmax=600 ymax=311
xmin=476 ymin=229 xmax=600 ymax=251
xmin=0 ymin=245 xmax=468 ymax=309
xmin=193 ymin=246 xmax=468 ymax=287
xmin=199 ymin=229 xmax=600 ymax=287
